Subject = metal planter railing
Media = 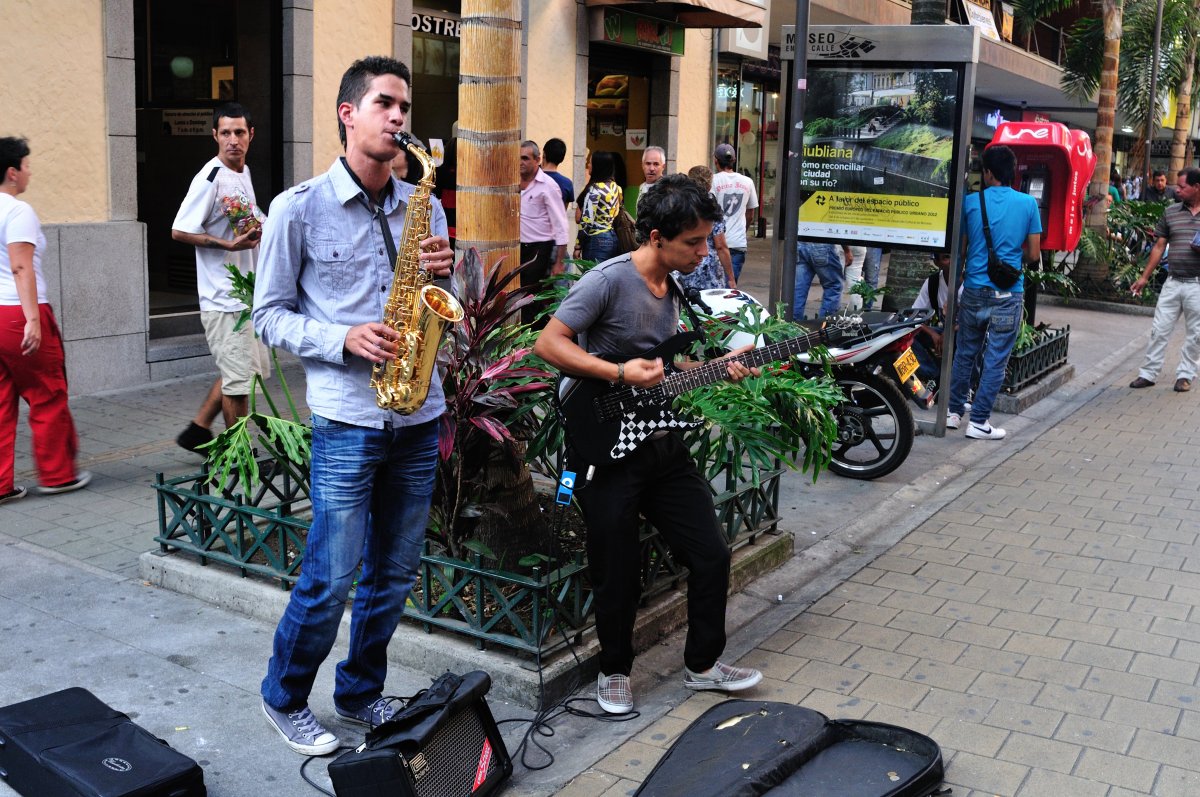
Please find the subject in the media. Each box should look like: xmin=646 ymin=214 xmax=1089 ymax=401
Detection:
xmin=153 ymin=451 xmax=786 ymax=656
xmin=1003 ymin=326 xmax=1070 ymax=394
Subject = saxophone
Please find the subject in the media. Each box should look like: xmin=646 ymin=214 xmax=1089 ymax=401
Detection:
xmin=371 ymin=132 xmax=465 ymax=413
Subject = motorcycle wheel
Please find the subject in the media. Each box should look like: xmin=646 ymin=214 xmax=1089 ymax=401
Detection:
xmin=827 ymin=369 xmax=914 ymax=480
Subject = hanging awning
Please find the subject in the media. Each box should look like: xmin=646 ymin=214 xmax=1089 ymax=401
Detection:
xmin=586 ymin=0 xmax=765 ymax=29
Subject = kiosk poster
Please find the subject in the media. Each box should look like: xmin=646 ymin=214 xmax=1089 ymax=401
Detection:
xmin=799 ymin=66 xmax=961 ymax=248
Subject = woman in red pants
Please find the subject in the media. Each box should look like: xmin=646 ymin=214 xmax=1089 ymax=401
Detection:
xmin=0 ymin=137 xmax=90 ymax=505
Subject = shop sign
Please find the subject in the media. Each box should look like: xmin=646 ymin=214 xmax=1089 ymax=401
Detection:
xmin=594 ymin=9 xmax=684 ymax=56
xmin=162 ymin=109 xmax=212 ymax=136
xmin=413 ymin=11 xmax=461 ymax=38
xmin=962 ymin=0 xmax=1001 ymax=42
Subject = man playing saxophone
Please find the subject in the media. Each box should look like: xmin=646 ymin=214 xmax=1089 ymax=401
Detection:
xmin=253 ymin=55 xmax=453 ymax=756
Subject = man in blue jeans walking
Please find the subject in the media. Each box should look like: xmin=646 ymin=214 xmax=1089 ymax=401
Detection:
xmin=947 ymin=145 xmax=1042 ymax=440
xmin=252 ymin=55 xmax=454 ymax=755
xmin=794 ymin=241 xmax=850 ymax=319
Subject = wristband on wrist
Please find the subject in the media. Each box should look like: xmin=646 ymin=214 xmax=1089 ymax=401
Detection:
xmin=617 ymin=362 xmax=625 ymax=386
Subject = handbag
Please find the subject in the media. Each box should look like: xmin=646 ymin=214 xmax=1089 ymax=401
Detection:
xmin=612 ymin=206 xmax=638 ymax=254
xmin=978 ymin=189 xmax=1022 ymax=290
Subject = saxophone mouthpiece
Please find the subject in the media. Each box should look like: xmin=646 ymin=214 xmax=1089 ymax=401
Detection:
xmin=393 ymin=132 xmax=427 ymax=153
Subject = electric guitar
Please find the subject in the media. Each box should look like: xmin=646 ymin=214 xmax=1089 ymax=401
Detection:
xmin=556 ymin=322 xmax=853 ymax=464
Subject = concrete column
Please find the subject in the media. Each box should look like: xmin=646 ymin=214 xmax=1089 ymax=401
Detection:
xmin=282 ymin=1 xmax=314 ymax=187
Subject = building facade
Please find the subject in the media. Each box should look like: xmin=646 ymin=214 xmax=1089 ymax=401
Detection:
xmin=2 ymin=0 xmax=759 ymax=395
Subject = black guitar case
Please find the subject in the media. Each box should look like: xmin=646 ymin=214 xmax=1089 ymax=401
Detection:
xmin=0 ymin=687 xmax=206 ymax=797
xmin=635 ymin=699 xmax=944 ymax=797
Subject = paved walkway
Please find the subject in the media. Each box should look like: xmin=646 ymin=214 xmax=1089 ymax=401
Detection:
xmin=8 ymin=243 xmax=1200 ymax=795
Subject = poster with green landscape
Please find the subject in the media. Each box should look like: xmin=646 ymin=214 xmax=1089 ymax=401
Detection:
xmin=798 ymin=65 xmax=961 ymax=248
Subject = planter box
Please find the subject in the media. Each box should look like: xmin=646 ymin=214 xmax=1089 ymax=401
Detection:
xmin=153 ymin=450 xmax=787 ymax=657
xmin=1003 ymin=325 xmax=1070 ymax=394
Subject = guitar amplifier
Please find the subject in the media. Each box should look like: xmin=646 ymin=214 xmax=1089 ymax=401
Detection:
xmin=0 ymin=687 xmax=206 ymax=797
xmin=329 ymin=671 xmax=511 ymax=797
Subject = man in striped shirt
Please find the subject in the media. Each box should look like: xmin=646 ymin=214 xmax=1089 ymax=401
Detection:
xmin=1129 ymin=167 xmax=1200 ymax=393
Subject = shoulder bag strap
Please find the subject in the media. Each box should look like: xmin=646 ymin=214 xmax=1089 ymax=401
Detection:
xmin=978 ymin=188 xmax=998 ymax=261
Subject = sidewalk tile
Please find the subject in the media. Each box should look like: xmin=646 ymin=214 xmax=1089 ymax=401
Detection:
xmin=983 ymin=699 xmax=1063 ymax=737
xmin=633 ymin=715 xmax=691 ymax=749
xmin=991 ymin=609 xmax=1053 ymax=635
xmin=1049 ymin=618 xmax=1114 ymax=645
xmin=997 ymin=730 xmax=1082 ymax=773
xmin=968 ymin=671 xmax=1043 ymax=704
xmin=744 ymin=649 xmax=806 ymax=681
xmin=944 ymin=620 xmax=1012 ymax=650
xmin=907 ymin=659 xmax=978 ymax=692
xmin=1019 ymin=769 xmax=1112 ymax=797
xmin=1005 ymin=629 xmax=1073 ymax=659
xmin=1084 ymin=666 xmax=1156 ymax=701
xmin=955 ymin=647 xmax=1027 ymax=677
xmin=851 ymin=673 xmax=927 ymax=710
xmin=933 ymin=717 xmax=1009 ymax=757
xmin=881 ymin=590 xmax=945 ymax=615
xmin=1075 ymin=747 xmax=1160 ymax=792
xmin=838 ymin=622 xmax=910 ymax=652
xmin=934 ymin=599 xmax=1000 ymax=626
xmin=783 ymin=633 xmax=858 ymax=665
xmin=942 ymin=750 xmax=1028 ymax=795
xmin=1131 ymin=652 xmax=1200 ymax=684
xmin=887 ymin=609 xmax=955 ymax=637
xmin=1154 ymin=765 xmax=1200 ymax=797
xmin=862 ymin=703 xmax=940 ymax=735
xmin=895 ymin=633 xmax=967 ymax=664
xmin=842 ymin=646 xmax=917 ymax=678
xmin=796 ymin=688 xmax=874 ymax=719
xmin=1148 ymin=681 xmax=1200 ymax=713
xmin=917 ymin=688 xmax=995 ymax=723
xmin=788 ymin=659 xmax=867 ymax=694
xmin=1034 ymin=683 xmax=1111 ymax=719
xmin=1066 ymin=640 xmax=1135 ymax=670
xmin=1017 ymin=656 xmax=1090 ymax=689
xmin=1054 ymin=714 xmax=1135 ymax=754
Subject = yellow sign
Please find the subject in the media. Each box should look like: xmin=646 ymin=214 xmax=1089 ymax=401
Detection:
xmin=800 ymin=192 xmax=949 ymax=246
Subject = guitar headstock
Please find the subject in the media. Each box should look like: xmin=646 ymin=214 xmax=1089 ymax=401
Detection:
xmin=822 ymin=312 xmax=867 ymax=343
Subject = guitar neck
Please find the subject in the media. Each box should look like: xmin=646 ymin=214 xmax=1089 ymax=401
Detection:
xmin=662 ymin=328 xmax=827 ymax=396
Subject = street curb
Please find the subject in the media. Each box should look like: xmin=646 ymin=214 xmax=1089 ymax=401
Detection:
xmin=137 ymin=532 xmax=795 ymax=709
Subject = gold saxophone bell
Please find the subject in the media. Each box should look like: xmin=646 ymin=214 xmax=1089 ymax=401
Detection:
xmin=370 ymin=133 xmax=465 ymax=414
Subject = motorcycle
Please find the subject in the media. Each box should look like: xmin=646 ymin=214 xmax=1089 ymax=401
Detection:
xmin=685 ymin=288 xmax=935 ymax=481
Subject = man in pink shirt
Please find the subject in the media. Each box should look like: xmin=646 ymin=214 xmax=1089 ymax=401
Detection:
xmin=519 ymin=140 xmax=570 ymax=327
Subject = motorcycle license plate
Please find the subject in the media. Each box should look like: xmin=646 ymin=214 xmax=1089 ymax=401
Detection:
xmin=894 ymin=347 xmax=919 ymax=384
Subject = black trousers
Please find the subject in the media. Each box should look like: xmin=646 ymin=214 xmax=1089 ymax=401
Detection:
xmin=574 ymin=434 xmax=731 ymax=676
xmin=519 ymin=240 xmax=555 ymax=327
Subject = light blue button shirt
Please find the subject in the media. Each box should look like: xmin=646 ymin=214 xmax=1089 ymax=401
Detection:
xmin=253 ymin=158 xmax=450 ymax=429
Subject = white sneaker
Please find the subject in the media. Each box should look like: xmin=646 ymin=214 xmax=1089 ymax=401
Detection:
xmin=965 ymin=421 xmax=1006 ymax=440
xmin=945 ymin=413 xmax=961 ymax=430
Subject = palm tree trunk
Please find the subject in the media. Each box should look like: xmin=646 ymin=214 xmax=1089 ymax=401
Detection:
xmin=457 ymin=0 xmax=522 ymax=281
xmin=1168 ymin=4 xmax=1198 ymax=174
xmin=1077 ymin=0 xmax=1123 ymax=284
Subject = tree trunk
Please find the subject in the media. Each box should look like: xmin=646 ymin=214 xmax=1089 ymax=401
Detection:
xmin=457 ymin=0 xmax=522 ymax=282
xmin=1077 ymin=0 xmax=1123 ymax=284
xmin=469 ymin=441 xmax=551 ymax=568
xmin=1168 ymin=6 xmax=1198 ymax=175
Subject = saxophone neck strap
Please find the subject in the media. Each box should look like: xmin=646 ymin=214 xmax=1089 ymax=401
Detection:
xmin=375 ymin=205 xmax=399 ymax=272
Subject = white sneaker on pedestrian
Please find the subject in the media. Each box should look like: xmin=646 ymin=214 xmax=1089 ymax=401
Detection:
xmin=683 ymin=661 xmax=763 ymax=692
xmin=965 ymin=421 xmax=1006 ymax=440
xmin=945 ymin=413 xmax=961 ymax=430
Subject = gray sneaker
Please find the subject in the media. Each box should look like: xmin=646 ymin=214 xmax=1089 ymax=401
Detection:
xmin=335 ymin=696 xmax=401 ymax=728
xmin=683 ymin=661 xmax=763 ymax=692
xmin=261 ymin=700 xmax=340 ymax=756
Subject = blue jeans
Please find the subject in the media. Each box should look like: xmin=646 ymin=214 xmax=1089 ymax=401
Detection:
xmin=730 ymin=248 xmax=746 ymax=281
xmin=582 ymin=230 xmax=619 ymax=264
xmin=949 ymin=287 xmax=1023 ymax=424
xmin=262 ymin=415 xmax=438 ymax=712
xmin=794 ymin=243 xmax=845 ymax=319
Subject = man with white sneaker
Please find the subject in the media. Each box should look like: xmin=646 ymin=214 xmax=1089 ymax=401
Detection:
xmin=946 ymin=145 xmax=1041 ymax=440
xmin=1128 ymin=167 xmax=1200 ymax=395
xmin=535 ymin=174 xmax=763 ymax=715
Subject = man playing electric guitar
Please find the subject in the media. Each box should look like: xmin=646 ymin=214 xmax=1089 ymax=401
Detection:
xmin=534 ymin=173 xmax=764 ymax=715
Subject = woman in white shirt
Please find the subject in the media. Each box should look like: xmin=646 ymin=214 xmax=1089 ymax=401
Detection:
xmin=0 ymin=137 xmax=90 ymax=504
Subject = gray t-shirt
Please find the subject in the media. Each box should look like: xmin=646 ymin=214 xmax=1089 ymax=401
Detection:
xmin=1156 ymin=203 xmax=1200 ymax=279
xmin=553 ymin=254 xmax=680 ymax=357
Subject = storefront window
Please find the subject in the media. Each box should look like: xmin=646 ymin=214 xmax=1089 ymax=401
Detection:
xmin=135 ymin=0 xmax=238 ymax=105
xmin=412 ymin=7 xmax=461 ymax=145
xmin=714 ymin=62 xmax=779 ymax=235
xmin=586 ymin=50 xmax=653 ymax=213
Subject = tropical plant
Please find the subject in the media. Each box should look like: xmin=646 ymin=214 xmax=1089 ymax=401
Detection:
xmin=671 ymin=302 xmax=845 ymax=483
xmin=203 ymin=265 xmax=310 ymax=495
xmin=1076 ymin=198 xmax=1166 ymax=291
xmin=433 ymin=249 xmax=555 ymax=561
